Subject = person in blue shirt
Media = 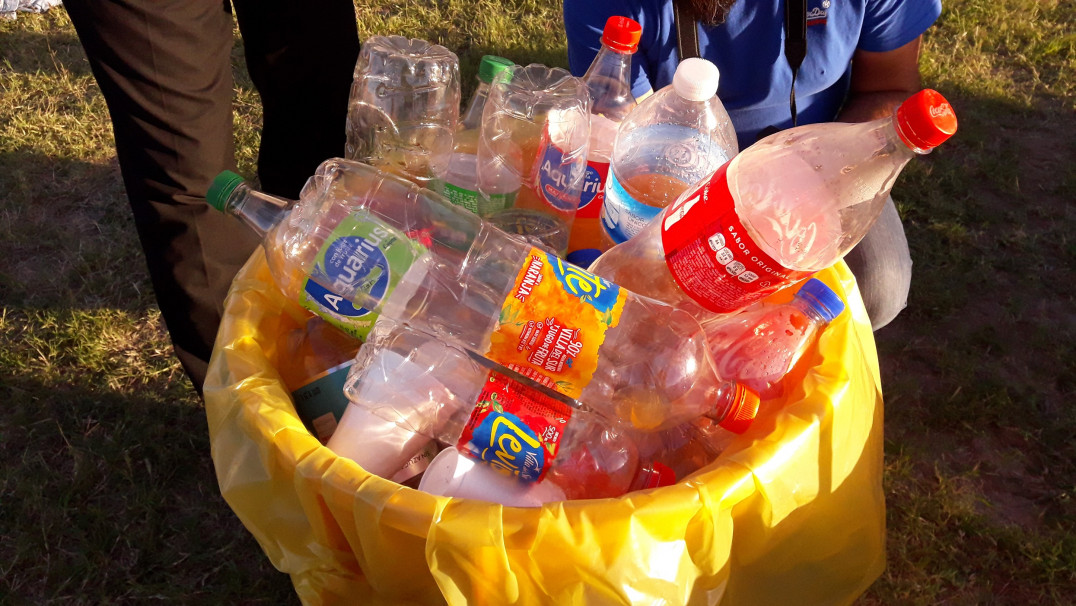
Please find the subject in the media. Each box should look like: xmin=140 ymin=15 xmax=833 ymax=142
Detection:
xmin=564 ymin=0 xmax=942 ymax=330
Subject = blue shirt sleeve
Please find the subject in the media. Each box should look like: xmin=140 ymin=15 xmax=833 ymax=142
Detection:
xmin=858 ymin=0 xmax=942 ymax=52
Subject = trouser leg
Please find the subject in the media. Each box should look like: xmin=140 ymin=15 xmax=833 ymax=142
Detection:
xmin=64 ymin=0 xmax=261 ymax=394
xmin=231 ymin=0 xmax=360 ymax=199
xmin=844 ymin=195 xmax=913 ymax=331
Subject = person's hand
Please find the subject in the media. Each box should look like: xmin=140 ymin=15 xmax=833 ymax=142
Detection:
xmin=838 ymin=35 xmax=923 ymax=123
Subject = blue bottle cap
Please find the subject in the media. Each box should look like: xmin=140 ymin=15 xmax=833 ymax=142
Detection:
xmin=795 ymin=278 xmax=845 ymax=323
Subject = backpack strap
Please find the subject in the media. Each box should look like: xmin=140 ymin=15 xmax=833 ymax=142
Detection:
xmin=674 ymin=0 xmax=700 ymax=61
xmin=784 ymin=0 xmax=808 ymax=126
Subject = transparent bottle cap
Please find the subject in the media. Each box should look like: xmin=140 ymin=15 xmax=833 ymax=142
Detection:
xmin=672 ymin=57 xmax=720 ymax=102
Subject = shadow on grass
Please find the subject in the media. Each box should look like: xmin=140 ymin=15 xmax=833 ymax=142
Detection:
xmin=0 ymin=374 xmax=299 ymax=603
xmin=862 ymin=85 xmax=1076 ymax=603
xmin=0 ymin=151 xmax=154 ymax=313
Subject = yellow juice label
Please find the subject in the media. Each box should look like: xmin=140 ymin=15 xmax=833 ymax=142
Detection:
xmin=485 ymin=248 xmax=627 ymax=399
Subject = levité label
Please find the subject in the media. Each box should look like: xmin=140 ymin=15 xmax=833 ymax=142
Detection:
xmin=485 ymin=248 xmax=627 ymax=399
xmin=457 ymin=370 xmax=573 ymax=482
xmin=300 ymin=212 xmax=426 ymax=340
xmin=660 ymin=163 xmax=813 ymax=312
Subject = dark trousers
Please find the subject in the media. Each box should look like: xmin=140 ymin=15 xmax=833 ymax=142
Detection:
xmin=63 ymin=0 xmax=360 ymax=394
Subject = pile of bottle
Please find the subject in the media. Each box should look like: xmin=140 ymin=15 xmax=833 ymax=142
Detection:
xmin=206 ymin=16 xmax=957 ymax=506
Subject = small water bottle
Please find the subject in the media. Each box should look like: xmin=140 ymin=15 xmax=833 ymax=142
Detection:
xmin=345 ymin=35 xmax=461 ymax=187
xmin=478 ymin=64 xmax=591 ymax=254
xmin=702 ymin=278 xmax=846 ymax=399
xmin=599 ymin=57 xmax=738 ymax=248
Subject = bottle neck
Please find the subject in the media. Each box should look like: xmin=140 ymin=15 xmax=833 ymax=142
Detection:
xmin=789 ymin=296 xmax=832 ymax=327
xmin=460 ymin=81 xmax=492 ymax=131
xmin=583 ymin=44 xmax=636 ymax=113
xmin=222 ymin=182 xmax=292 ymax=239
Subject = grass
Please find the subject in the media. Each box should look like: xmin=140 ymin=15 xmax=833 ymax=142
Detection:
xmin=1 ymin=0 xmax=1074 ymax=603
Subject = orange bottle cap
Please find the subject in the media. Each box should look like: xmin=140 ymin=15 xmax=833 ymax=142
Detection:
xmin=717 ymin=383 xmax=761 ymax=434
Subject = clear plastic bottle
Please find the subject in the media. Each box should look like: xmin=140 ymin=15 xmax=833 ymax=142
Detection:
xmin=565 ymin=16 xmax=642 ymax=268
xmin=339 ymin=320 xmax=675 ymax=500
xmin=206 ymin=160 xmax=473 ymax=340
xmin=434 ymin=55 xmax=518 ymax=215
xmin=479 ymin=64 xmax=591 ymax=254
xmin=345 ymin=35 xmax=461 ymax=187
xmin=590 ymin=89 xmax=959 ymax=316
xmin=599 ymin=57 xmax=738 ymax=249
xmin=208 ymin=159 xmax=758 ymax=433
xmin=701 ymin=278 xmax=845 ymax=399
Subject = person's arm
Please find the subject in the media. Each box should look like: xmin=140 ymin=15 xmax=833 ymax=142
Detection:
xmin=837 ymin=35 xmax=923 ymax=123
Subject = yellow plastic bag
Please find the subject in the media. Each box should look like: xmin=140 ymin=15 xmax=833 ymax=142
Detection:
xmin=204 ymin=252 xmax=885 ymax=605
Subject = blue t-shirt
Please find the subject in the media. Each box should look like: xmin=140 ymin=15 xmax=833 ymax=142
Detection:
xmin=564 ymin=0 xmax=941 ymax=148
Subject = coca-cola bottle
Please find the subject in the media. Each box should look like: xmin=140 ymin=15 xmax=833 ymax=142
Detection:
xmin=589 ymin=89 xmax=958 ymax=317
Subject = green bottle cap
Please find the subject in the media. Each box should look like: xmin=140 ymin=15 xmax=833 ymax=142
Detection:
xmin=207 ymin=170 xmax=246 ymax=212
xmin=478 ymin=55 xmax=514 ymax=84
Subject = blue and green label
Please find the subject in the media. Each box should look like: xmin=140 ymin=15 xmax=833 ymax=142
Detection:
xmin=299 ymin=212 xmax=425 ymax=340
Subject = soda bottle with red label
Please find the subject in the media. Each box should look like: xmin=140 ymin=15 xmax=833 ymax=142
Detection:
xmin=565 ymin=16 xmax=642 ymax=268
xmin=590 ymin=89 xmax=959 ymax=317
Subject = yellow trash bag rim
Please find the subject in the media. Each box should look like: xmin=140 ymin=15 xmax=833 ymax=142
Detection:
xmin=204 ymin=251 xmax=885 ymax=606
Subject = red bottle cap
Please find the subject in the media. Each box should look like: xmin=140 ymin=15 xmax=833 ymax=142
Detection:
xmin=717 ymin=383 xmax=760 ymax=434
xmin=602 ymin=16 xmax=643 ymax=53
xmin=895 ymin=89 xmax=958 ymax=151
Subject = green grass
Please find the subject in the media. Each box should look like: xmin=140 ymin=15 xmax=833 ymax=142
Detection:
xmin=2 ymin=0 xmax=1075 ymax=603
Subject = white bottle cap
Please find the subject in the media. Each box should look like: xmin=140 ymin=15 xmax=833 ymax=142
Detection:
xmin=672 ymin=57 xmax=720 ymax=102
xmin=418 ymin=447 xmax=566 ymax=507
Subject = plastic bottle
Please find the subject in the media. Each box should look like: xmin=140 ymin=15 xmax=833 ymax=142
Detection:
xmin=339 ymin=320 xmax=675 ymax=500
xmin=276 ymin=315 xmax=363 ymax=443
xmin=208 ymin=159 xmax=758 ymax=433
xmin=206 ymin=161 xmax=456 ymax=340
xmin=565 ymin=16 xmax=642 ymax=268
xmin=589 ymin=89 xmax=959 ymax=316
xmin=479 ymin=64 xmax=591 ymax=254
xmin=434 ymin=55 xmax=518 ymax=215
xmin=599 ymin=57 xmax=738 ymax=249
xmin=702 ymin=278 xmax=845 ymax=399
xmin=345 ymin=35 xmax=461 ymax=187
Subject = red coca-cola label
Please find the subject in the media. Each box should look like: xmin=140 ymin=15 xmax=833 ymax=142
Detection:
xmin=660 ymin=163 xmax=814 ymax=313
